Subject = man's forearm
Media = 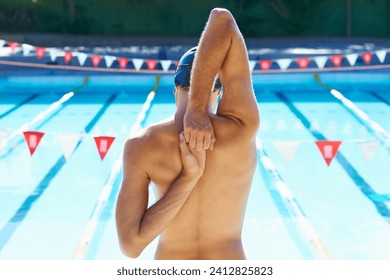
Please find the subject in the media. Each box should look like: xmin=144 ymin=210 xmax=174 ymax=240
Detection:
xmin=136 ymin=173 xmax=199 ymax=248
xmin=189 ymin=8 xmax=236 ymax=111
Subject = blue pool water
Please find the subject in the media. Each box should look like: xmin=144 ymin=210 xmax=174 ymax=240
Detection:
xmin=0 ymin=72 xmax=389 ymax=260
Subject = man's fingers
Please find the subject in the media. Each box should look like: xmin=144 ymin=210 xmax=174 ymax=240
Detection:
xmin=196 ymin=135 xmax=204 ymax=151
xmin=210 ymin=134 xmax=216 ymax=150
xmin=184 ymin=130 xmax=191 ymax=144
xmin=205 ymin=130 xmax=216 ymax=150
xmin=179 ymin=132 xmax=189 ymax=154
xmin=203 ymin=135 xmax=211 ymax=150
xmin=184 ymin=128 xmax=215 ymax=150
xmin=210 ymin=138 xmax=215 ymax=150
xmin=189 ymin=135 xmax=197 ymax=149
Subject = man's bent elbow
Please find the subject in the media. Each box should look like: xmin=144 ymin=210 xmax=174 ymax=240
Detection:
xmin=209 ymin=8 xmax=235 ymax=27
xmin=210 ymin=7 xmax=231 ymax=16
xmin=119 ymin=238 xmax=144 ymax=259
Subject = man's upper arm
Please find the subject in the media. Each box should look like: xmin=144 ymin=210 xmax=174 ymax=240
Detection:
xmin=116 ymin=140 xmax=150 ymax=256
xmin=216 ymin=12 xmax=259 ymax=128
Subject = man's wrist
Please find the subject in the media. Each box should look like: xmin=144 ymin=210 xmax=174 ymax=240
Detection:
xmin=179 ymin=171 xmax=201 ymax=186
xmin=188 ymin=96 xmax=208 ymax=113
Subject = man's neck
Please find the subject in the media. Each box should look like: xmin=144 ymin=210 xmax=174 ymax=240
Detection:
xmin=174 ymin=106 xmax=186 ymax=132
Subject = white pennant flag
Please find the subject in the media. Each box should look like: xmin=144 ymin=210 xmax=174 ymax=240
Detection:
xmin=273 ymin=141 xmax=300 ymax=164
xmin=104 ymin=55 xmax=116 ymax=68
xmin=249 ymin=60 xmax=257 ymax=72
xmin=0 ymin=40 xmax=6 ymax=48
xmin=22 ymin=44 xmax=34 ymax=56
xmin=49 ymin=49 xmax=61 ymax=62
xmin=132 ymin=59 xmax=144 ymax=70
xmin=345 ymin=53 xmax=358 ymax=66
xmin=314 ymin=56 xmax=328 ymax=69
xmin=76 ymin=52 xmax=88 ymax=66
xmin=358 ymin=140 xmax=380 ymax=164
xmin=57 ymin=133 xmax=82 ymax=160
xmin=160 ymin=60 xmax=172 ymax=72
xmin=375 ymin=49 xmax=387 ymax=63
xmin=276 ymin=58 xmax=292 ymax=70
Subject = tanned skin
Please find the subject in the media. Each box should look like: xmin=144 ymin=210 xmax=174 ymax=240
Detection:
xmin=116 ymin=8 xmax=260 ymax=260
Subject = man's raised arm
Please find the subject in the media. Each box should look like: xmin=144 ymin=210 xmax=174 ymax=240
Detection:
xmin=184 ymin=8 xmax=259 ymax=149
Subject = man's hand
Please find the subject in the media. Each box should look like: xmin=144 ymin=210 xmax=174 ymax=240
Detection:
xmin=183 ymin=107 xmax=216 ymax=150
xmin=179 ymin=132 xmax=206 ymax=179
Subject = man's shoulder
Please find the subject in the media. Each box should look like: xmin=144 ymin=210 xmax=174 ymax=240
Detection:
xmin=123 ymin=127 xmax=155 ymax=173
xmin=125 ymin=122 xmax=175 ymax=155
xmin=125 ymin=126 xmax=154 ymax=152
xmin=123 ymin=122 xmax=178 ymax=176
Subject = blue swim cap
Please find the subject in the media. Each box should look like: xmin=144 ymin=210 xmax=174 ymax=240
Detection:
xmin=174 ymin=47 xmax=197 ymax=88
xmin=174 ymin=46 xmax=222 ymax=90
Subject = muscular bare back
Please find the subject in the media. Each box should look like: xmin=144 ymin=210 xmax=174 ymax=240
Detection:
xmin=116 ymin=8 xmax=260 ymax=260
xmin=130 ymin=112 xmax=257 ymax=259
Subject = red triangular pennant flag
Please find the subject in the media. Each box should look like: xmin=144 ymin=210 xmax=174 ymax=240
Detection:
xmin=90 ymin=55 xmax=102 ymax=68
xmin=362 ymin=52 xmax=372 ymax=65
xmin=23 ymin=131 xmax=45 ymax=156
xmin=259 ymin=60 xmax=272 ymax=71
xmin=296 ymin=58 xmax=310 ymax=69
xmin=146 ymin=60 xmax=157 ymax=70
xmin=315 ymin=141 xmax=342 ymax=166
xmin=118 ymin=58 xmax=129 ymax=69
xmin=330 ymin=55 xmax=343 ymax=67
xmin=64 ymin=51 xmax=73 ymax=64
xmin=8 ymin=42 xmax=19 ymax=54
xmin=35 ymin=47 xmax=46 ymax=60
xmin=94 ymin=136 xmax=115 ymax=160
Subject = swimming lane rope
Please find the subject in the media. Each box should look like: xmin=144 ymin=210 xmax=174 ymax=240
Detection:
xmin=72 ymin=75 xmax=160 ymax=260
xmin=256 ymin=138 xmax=332 ymax=260
xmin=0 ymin=76 xmax=89 ymax=153
xmin=314 ymin=73 xmax=390 ymax=152
xmin=2 ymin=58 xmax=390 ymax=74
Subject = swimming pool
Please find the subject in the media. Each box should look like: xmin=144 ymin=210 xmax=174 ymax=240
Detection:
xmin=0 ymin=71 xmax=389 ymax=260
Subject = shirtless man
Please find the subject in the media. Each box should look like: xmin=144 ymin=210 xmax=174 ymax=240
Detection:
xmin=116 ymin=8 xmax=260 ymax=260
